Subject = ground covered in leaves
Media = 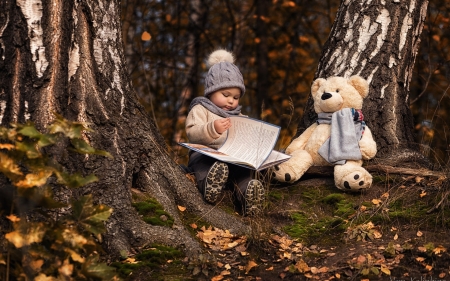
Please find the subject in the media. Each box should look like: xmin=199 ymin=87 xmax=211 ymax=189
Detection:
xmin=115 ymin=172 xmax=450 ymax=281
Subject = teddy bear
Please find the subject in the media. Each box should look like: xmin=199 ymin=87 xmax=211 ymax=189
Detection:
xmin=273 ymin=75 xmax=377 ymax=191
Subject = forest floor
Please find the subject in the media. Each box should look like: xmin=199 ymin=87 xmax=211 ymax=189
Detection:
xmin=119 ymin=171 xmax=450 ymax=281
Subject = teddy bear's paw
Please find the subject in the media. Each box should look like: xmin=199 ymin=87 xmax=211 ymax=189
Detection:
xmin=271 ymin=164 xmax=296 ymax=183
xmin=336 ymin=168 xmax=372 ymax=192
xmin=271 ymin=150 xmax=313 ymax=183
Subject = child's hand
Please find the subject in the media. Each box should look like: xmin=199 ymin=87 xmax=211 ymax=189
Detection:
xmin=214 ymin=118 xmax=231 ymax=134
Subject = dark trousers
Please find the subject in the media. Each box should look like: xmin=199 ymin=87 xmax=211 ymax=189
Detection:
xmin=187 ymin=151 xmax=257 ymax=205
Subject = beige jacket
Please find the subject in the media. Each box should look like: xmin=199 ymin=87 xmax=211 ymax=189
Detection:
xmin=185 ymin=105 xmax=228 ymax=149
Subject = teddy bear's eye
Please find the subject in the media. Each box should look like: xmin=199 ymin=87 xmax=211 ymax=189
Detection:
xmin=336 ymin=89 xmax=339 ymax=93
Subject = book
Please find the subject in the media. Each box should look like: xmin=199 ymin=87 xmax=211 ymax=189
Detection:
xmin=179 ymin=116 xmax=291 ymax=171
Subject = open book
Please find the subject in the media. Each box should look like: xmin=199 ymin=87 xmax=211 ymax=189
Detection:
xmin=179 ymin=116 xmax=290 ymax=171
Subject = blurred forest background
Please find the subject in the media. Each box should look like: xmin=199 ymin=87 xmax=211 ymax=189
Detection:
xmin=120 ymin=0 xmax=450 ymax=167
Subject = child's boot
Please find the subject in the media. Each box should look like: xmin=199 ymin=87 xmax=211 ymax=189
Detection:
xmin=244 ymin=179 xmax=265 ymax=216
xmin=204 ymin=161 xmax=229 ymax=204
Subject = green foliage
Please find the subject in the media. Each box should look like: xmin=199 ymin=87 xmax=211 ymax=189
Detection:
xmin=111 ymin=244 xmax=185 ymax=280
xmin=0 ymin=116 xmax=119 ymax=280
xmin=132 ymin=198 xmax=174 ymax=227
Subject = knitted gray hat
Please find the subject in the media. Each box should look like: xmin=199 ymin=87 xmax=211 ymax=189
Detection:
xmin=204 ymin=49 xmax=245 ymax=96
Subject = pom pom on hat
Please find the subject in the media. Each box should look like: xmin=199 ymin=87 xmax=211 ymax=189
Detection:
xmin=204 ymin=49 xmax=245 ymax=96
xmin=207 ymin=49 xmax=235 ymax=67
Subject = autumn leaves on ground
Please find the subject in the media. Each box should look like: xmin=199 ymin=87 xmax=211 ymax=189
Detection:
xmin=118 ymin=172 xmax=450 ymax=281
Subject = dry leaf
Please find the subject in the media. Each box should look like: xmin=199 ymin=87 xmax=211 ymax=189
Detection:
xmin=372 ymin=199 xmax=381 ymax=205
xmin=335 ymin=272 xmax=341 ymax=278
xmin=220 ymin=270 xmax=231 ymax=276
xmin=418 ymin=246 xmax=427 ymax=252
xmin=245 ymin=260 xmax=258 ymax=274
xmin=381 ymin=192 xmax=389 ymax=198
xmin=380 ymin=264 xmax=391 ymax=275
xmin=190 ymin=223 xmax=197 ymax=229
xmin=356 ymin=255 xmax=366 ymax=264
xmin=319 ymin=266 xmax=329 ymax=273
xmin=425 ymin=264 xmax=433 ymax=271
xmin=224 ymin=264 xmax=231 ymax=270
xmin=211 ymin=275 xmax=224 ymax=281
xmin=416 ymin=230 xmax=423 ymax=237
xmin=6 ymin=215 xmax=20 ymax=223
xmin=432 ymin=246 xmax=446 ymax=254
xmin=294 ymin=259 xmax=309 ymax=273
xmin=177 ymin=205 xmax=186 ymax=212
xmin=420 ymin=191 xmax=427 ymax=197
xmin=373 ymin=230 xmax=382 ymax=239
xmin=58 ymin=259 xmax=74 ymax=277
xmin=439 ymin=273 xmax=446 ymax=278
xmin=310 ymin=267 xmax=318 ymax=274
xmin=391 ymin=227 xmax=397 ymax=231
xmin=0 ymin=143 xmax=14 ymax=150
xmin=283 ymin=252 xmax=292 ymax=259
xmin=416 ymin=257 xmax=425 ymax=262
xmin=141 ymin=31 xmax=151 ymax=41
xmin=359 ymin=205 xmax=367 ymax=211
xmin=415 ymin=176 xmax=424 ymax=183
xmin=394 ymin=233 xmax=398 ymax=240
xmin=266 ymin=266 xmax=274 ymax=271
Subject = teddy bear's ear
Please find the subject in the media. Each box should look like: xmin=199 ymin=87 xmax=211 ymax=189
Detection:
xmin=348 ymin=75 xmax=369 ymax=98
xmin=311 ymin=78 xmax=326 ymax=97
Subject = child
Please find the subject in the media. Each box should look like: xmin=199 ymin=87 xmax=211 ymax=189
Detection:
xmin=185 ymin=49 xmax=265 ymax=216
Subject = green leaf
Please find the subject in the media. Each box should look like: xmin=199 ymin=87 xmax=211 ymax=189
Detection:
xmin=371 ymin=266 xmax=380 ymax=275
xmin=70 ymin=139 xmax=112 ymax=158
xmin=37 ymin=134 xmax=57 ymax=147
xmin=15 ymin=141 xmax=41 ymax=158
xmin=55 ymin=170 xmax=98 ymax=188
xmin=72 ymin=196 xmax=112 ymax=235
xmin=18 ymin=125 xmax=41 ymax=138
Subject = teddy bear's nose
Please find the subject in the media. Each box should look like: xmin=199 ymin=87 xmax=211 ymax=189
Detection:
xmin=321 ymin=93 xmax=332 ymax=100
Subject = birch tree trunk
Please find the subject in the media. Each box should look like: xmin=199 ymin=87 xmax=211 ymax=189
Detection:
xmin=300 ymin=0 xmax=429 ymax=164
xmin=0 ymin=0 xmax=250 ymax=259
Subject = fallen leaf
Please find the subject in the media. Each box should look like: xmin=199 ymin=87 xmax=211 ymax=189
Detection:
xmin=416 ymin=257 xmax=425 ymax=262
xmin=372 ymin=199 xmax=381 ymax=205
xmin=220 ymin=270 xmax=231 ymax=276
xmin=381 ymin=192 xmax=389 ymax=198
xmin=356 ymin=255 xmax=366 ymax=264
xmin=283 ymin=252 xmax=292 ymax=259
xmin=245 ymin=260 xmax=257 ymax=274
xmin=391 ymin=227 xmax=397 ymax=231
xmin=439 ymin=273 xmax=446 ymax=278
xmin=266 ymin=266 xmax=274 ymax=271
xmin=335 ymin=272 xmax=341 ymax=278
xmin=190 ymin=223 xmax=197 ymax=229
xmin=359 ymin=205 xmax=367 ymax=212
xmin=225 ymin=264 xmax=231 ymax=270
xmin=279 ymin=272 xmax=286 ymax=279
xmin=394 ymin=234 xmax=398 ymax=240
xmin=415 ymin=176 xmax=424 ymax=183
xmin=425 ymin=264 xmax=433 ymax=271
xmin=310 ymin=267 xmax=318 ymax=274
xmin=211 ymin=275 xmax=224 ymax=281
xmin=295 ymin=259 xmax=310 ymax=273
xmin=6 ymin=215 xmax=20 ymax=223
xmin=420 ymin=191 xmax=427 ymax=197
xmin=240 ymin=251 xmax=249 ymax=256
xmin=433 ymin=246 xmax=446 ymax=255
xmin=418 ymin=246 xmax=427 ymax=252
xmin=380 ymin=264 xmax=391 ymax=275
xmin=416 ymin=230 xmax=423 ymax=237
xmin=373 ymin=230 xmax=382 ymax=239
xmin=319 ymin=266 xmax=329 ymax=273
xmin=177 ymin=205 xmax=186 ymax=212
xmin=0 ymin=143 xmax=15 ymax=150
xmin=217 ymin=262 xmax=223 ymax=268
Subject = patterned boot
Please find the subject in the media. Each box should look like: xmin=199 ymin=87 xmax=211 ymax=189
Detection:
xmin=244 ymin=180 xmax=265 ymax=216
xmin=204 ymin=162 xmax=229 ymax=204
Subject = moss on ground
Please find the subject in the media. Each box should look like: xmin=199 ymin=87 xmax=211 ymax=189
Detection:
xmin=132 ymin=198 xmax=174 ymax=227
xmin=111 ymin=244 xmax=187 ymax=280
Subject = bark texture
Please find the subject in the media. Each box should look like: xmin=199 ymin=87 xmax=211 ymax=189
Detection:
xmin=299 ymin=0 xmax=429 ymax=161
xmin=0 ymin=0 xmax=250 ymax=258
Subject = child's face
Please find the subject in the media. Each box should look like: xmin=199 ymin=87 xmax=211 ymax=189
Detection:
xmin=208 ymin=87 xmax=241 ymax=111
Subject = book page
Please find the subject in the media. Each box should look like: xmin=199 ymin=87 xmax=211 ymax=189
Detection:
xmin=218 ymin=116 xmax=280 ymax=168
xmin=257 ymin=150 xmax=291 ymax=171
xmin=178 ymin=143 xmax=255 ymax=168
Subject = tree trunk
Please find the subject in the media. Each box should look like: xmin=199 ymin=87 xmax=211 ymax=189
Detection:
xmin=0 ymin=0 xmax=250 ymax=259
xmin=299 ymin=0 xmax=429 ymax=165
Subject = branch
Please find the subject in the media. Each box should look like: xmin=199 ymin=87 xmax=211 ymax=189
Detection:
xmin=304 ymin=165 xmax=447 ymax=178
